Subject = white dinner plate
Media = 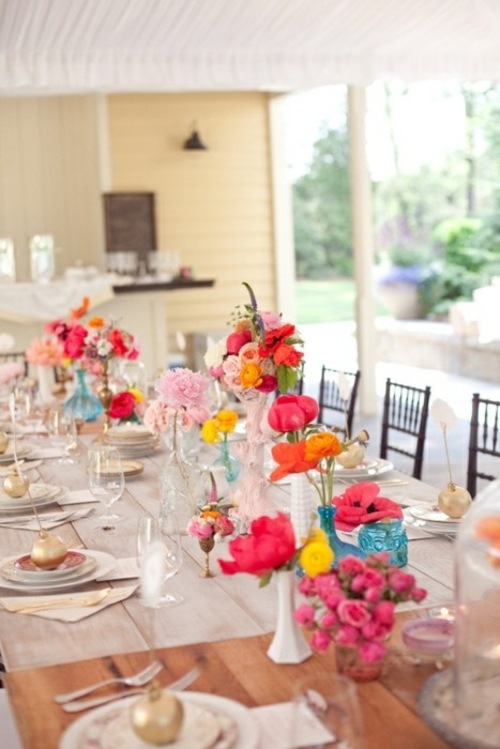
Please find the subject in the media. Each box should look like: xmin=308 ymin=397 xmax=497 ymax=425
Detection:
xmin=0 ymin=549 xmax=116 ymax=593
xmin=59 ymin=692 xmax=259 ymax=749
xmin=0 ymin=550 xmax=98 ymax=585
xmin=0 ymin=442 xmax=34 ymax=464
xmin=403 ymin=510 xmax=459 ymax=536
xmin=0 ymin=483 xmax=64 ymax=512
xmin=409 ymin=504 xmax=463 ymax=526
xmin=333 ymin=457 xmax=394 ymax=478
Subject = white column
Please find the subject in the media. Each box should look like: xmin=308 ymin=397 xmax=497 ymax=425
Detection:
xmin=268 ymin=94 xmax=296 ymax=321
xmin=348 ymin=87 xmax=378 ymax=415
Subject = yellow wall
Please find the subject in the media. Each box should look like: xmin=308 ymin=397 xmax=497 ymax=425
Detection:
xmin=107 ymin=92 xmax=277 ymax=354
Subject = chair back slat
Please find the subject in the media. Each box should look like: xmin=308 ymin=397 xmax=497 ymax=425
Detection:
xmin=380 ymin=378 xmax=431 ymax=480
xmin=467 ymin=393 xmax=500 ymax=497
xmin=318 ymin=366 xmax=361 ymax=440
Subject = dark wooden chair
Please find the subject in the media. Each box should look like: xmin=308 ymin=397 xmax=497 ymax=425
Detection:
xmin=467 ymin=393 xmax=500 ymax=498
xmin=318 ymin=366 xmax=361 ymax=439
xmin=379 ymin=378 xmax=431 ymax=479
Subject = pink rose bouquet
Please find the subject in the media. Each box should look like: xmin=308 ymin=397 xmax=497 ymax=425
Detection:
xmin=295 ymin=553 xmax=427 ymax=663
xmin=204 ymin=282 xmax=304 ymax=398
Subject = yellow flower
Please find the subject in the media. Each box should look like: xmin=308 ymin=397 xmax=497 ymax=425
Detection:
xmin=299 ymin=538 xmax=334 ymax=578
xmin=128 ymin=387 xmax=144 ymax=403
xmin=240 ymin=363 xmax=263 ymax=388
xmin=215 ymin=410 xmax=238 ymax=434
xmin=304 ymin=432 xmax=342 ymax=461
xmin=201 ymin=419 xmax=220 ymax=444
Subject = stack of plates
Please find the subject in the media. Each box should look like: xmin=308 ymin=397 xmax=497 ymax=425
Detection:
xmin=106 ymin=425 xmax=159 ymax=458
xmin=0 ymin=549 xmax=116 ymax=593
xmin=405 ymin=504 xmax=463 ymax=535
xmin=0 ymin=482 xmax=64 ymax=513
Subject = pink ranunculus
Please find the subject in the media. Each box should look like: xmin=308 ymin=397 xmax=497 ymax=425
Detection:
xmin=358 ymin=640 xmax=387 ymax=663
xmin=267 ymin=394 xmax=319 ymax=434
xmin=388 ymin=570 xmax=416 ymax=594
xmin=371 ymin=600 xmax=395 ymax=626
xmin=298 ymin=575 xmax=318 ymax=596
xmin=259 ymin=310 xmax=282 ymax=331
xmin=186 ymin=517 xmax=213 ymax=539
xmin=350 ymin=573 xmax=368 ymax=594
xmin=310 ymin=629 xmax=332 ymax=653
xmin=337 ymin=599 xmax=371 ymax=628
xmin=294 ymin=603 xmax=316 ymax=626
xmin=337 ymin=555 xmax=366 ymax=578
xmin=323 ymin=590 xmax=346 ymax=611
xmin=335 ymin=624 xmax=360 ymax=646
xmin=226 ymin=329 xmax=252 ymax=355
xmin=411 ymin=587 xmax=428 ymax=603
xmin=218 ymin=513 xmax=296 ymax=577
xmin=319 ymin=611 xmax=338 ymax=629
xmin=364 ymin=586 xmax=383 ymax=603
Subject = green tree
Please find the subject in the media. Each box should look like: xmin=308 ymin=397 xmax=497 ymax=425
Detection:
xmin=293 ymin=123 xmax=352 ymax=278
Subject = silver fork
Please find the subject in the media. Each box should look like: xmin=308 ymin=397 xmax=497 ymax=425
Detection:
xmin=54 ymin=660 xmax=163 ymax=704
xmin=61 ymin=666 xmax=200 ymax=713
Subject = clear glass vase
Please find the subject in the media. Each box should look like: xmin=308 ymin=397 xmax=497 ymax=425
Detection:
xmin=63 ymin=368 xmax=103 ymax=422
xmin=213 ymin=439 xmax=240 ymax=483
xmin=335 ymin=643 xmax=384 ymax=682
xmin=160 ymin=411 xmax=200 ymax=530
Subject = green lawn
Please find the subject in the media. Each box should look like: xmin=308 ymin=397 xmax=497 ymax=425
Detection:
xmin=295 ymin=279 xmax=388 ymax=323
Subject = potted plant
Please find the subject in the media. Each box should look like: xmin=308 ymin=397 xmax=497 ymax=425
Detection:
xmin=374 ymin=243 xmax=434 ymax=320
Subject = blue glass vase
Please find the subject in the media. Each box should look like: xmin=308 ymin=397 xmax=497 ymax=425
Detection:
xmin=358 ymin=518 xmax=408 ymax=567
xmin=317 ymin=505 xmax=365 ymax=567
xmin=213 ymin=440 xmax=240 ymax=483
xmin=63 ymin=368 xmax=103 ymax=422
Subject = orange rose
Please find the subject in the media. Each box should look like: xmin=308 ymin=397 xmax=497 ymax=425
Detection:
xmin=240 ymin=363 xmax=263 ymax=389
xmin=273 ymin=343 xmax=304 ymax=367
xmin=305 ymin=433 xmax=342 ymax=461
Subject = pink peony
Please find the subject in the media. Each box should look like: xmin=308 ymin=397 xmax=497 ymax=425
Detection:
xmin=155 ymin=368 xmax=211 ymax=415
xmin=218 ymin=513 xmax=296 ymax=577
xmin=267 ymin=394 xmax=319 ymax=434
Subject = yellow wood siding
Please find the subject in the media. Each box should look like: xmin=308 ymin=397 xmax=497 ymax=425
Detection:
xmin=107 ymin=92 xmax=276 ymax=355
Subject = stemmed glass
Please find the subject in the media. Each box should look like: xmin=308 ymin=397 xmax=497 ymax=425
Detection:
xmin=88 ymin=445 xmax=125 ymax=530
xmin=47 ymin=408 xmax=79 ymax=463
xmin=136 ymin=513 xmax=183 ymax=608
xmin=291 ymin=673 xmax=366 ymax=748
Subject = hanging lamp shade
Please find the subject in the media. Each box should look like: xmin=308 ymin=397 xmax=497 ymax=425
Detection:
xmin=183 ymin=125 xmax=208 ymax=150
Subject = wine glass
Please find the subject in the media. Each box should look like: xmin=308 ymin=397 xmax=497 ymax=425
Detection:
xmin=291 ymin=673 xmax=366 ymax=748
xmin=47 ymin=408 xmax=79 ymax=463
xmin=88 ymin=445 xmax=125 ymax=530
xmin=136 ymin=514 xmax=183 ymax=608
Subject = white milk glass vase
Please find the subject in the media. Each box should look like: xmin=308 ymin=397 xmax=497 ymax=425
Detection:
xmin=267 ymin=569 xmax=312 ymax=665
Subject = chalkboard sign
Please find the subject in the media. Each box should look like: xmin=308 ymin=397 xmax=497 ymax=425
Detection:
xmin=103 ymin=192 xmax=157 ymax=266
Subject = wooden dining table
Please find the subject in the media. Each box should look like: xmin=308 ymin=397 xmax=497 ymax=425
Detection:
xmin=0 ymin=427 xmax=456 ymax=747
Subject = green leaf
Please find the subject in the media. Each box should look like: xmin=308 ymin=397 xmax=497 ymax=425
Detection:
xmin=259 ymin=572 xmax=273 ymax=588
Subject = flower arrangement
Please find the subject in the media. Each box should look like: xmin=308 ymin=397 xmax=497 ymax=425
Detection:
xmin=295 ymin=553 xmax=427 ymax=664
xmin=108 ymin=387 xmax=145 ymax=423
xmin=144 ymin=368 xmax=212 ymax=434
xmin=204 ymin=282 xmax=304 ymax=397
xmin=267 ymin=393 xmax=369 ymax=506
xmin=186 ymin=480 xmax=235 ymax=540
xmin=201 ymin=409 xmax=238 ymax=445
xmin=218 ymin=512 xmax=334 ymax=587
xmin=44 ymin=296 xmax=90 ymax=365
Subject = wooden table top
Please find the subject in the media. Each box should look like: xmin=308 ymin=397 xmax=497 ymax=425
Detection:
xmin=5 ymin=624 xmax=453 ymax=749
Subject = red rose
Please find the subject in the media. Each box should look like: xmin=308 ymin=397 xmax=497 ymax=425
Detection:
xmin=218 ymin=513 xmax=296 ymax=577
xmin=109 ymin=391 xmax=136 ymax=419
xmin=268 ymin=394 xmax=319 ymax=433
xmin=226 ymin=329 xmax=252 ymax=355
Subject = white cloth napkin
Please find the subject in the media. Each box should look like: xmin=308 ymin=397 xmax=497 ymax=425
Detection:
xmin=252 ymin=703 xmax=333 ymax=749
xmin=59 ymin=489 xmax=99 ymax=505
xmin=97 ymin=557 xmax=140 ymax=582
xmin=27 ymin=446 xmax=64 ymax=460
xmin=0 ymin=584 xmax=137 ymax=622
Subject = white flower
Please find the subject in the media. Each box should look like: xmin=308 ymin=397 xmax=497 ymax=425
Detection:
xmin=204 ymin=337 xmax=227 ymax=369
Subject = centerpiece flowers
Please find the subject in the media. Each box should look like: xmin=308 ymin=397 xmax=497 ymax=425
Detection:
xmin=187 ymin=474 xmax=235 ymax=578
xmin=204 ymin=282 xmax=305 ymax=524
xmin=295 ymin=552 xmax=427 ymax=681
xmin=201 ymin=409 xmax=240 ymax=482
xmin=219 ymin=512 xmax=334 ymax=664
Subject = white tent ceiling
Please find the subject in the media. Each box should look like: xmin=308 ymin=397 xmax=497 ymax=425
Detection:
xmin=1 ymin=0 xmax=500 ymax=96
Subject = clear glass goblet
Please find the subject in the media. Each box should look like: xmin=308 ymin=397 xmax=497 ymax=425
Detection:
xmin=136 ymin=514 xmax=183 ymax=608
xmin=47 ymin=408 xmax=79 ymax=463
xmin=88 ymin=444 xmax=125 ymax=530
